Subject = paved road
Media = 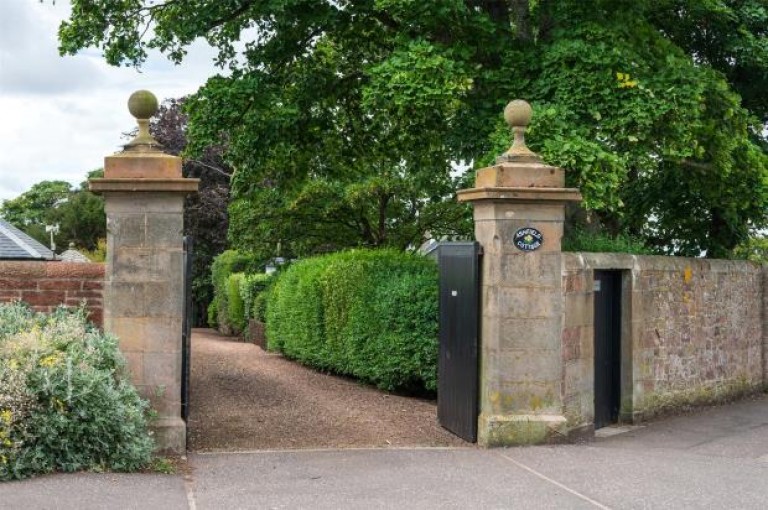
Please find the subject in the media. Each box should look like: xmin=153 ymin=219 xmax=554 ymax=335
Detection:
xmin=2 ymin=394 xmax=766 ymax=509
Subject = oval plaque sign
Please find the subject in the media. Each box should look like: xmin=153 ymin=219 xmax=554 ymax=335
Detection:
xmin=514 ymin=227 xmax=543 ymax=252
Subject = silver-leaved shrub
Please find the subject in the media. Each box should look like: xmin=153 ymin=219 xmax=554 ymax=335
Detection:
xmin=0 ymin=302 xmax=153 ymax=481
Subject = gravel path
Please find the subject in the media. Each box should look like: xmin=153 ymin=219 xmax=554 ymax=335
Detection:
xmin=187 ymin=328 xmax=469 ymax=452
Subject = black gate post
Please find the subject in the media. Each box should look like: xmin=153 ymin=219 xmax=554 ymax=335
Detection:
xmin=429 ymin=242 xmax=481 ymax=442
xmin=181 ymin=236 xmax=193 ymax=423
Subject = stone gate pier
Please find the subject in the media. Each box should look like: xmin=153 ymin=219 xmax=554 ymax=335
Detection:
xmin=458 ymin=100 xmax=582 ymax=446
xmin=459 ymin=100 xmax=766 ymax=446
xmin=90 ymin=91 xmax=199 ymax=452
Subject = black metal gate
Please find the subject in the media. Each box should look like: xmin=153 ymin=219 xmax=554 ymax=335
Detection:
xmin=593 ymin=270 xmax=622 ymax=429
xmin=181 ymin=236 xmax=193 ymax=423
xmin=429 ymin=242 xmax=481 ymax=443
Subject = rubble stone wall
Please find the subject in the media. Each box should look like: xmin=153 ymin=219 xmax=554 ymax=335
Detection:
xmin=561 ymin=253 xmax=764 ymax=427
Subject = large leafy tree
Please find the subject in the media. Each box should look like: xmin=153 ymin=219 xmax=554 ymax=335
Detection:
xmin=1 ymin=180 xmax=71 ymax=227
xmin=57 ymin=0 xmax=768 ymax=258
xmin=0 ymin=175 xmax=106 ymax=251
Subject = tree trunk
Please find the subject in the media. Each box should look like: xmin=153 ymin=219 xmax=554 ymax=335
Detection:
xmin=508 ymin=0 xmax=532 ymax=42
xmin=706 ymin=208 xmax=735 ymax=259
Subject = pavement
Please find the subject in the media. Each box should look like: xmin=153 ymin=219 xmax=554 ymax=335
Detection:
xmin=1 ymin=394 xmax=767 ymax=510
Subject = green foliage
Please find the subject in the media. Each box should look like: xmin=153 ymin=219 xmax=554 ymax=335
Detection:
xmin=252 ymin=288 xmax=272 ymax=323
xmin=226 ymin=273 xmax=246 ymax=335
xmin=207 ymin=297 xmax=218 ymax=328
xmin=149 ymin=456 xmax=176 ymax=474
xmin=80 ymin=238 xmax=107 ymax=263
xmin=649 ymin=0 xmax=768 ymax=126
xmin=563 ymin=228 xmax=657 ymax=255
xmin=266 ymin=249 xmax=439 ymax=393
xmin=0 ymin=174 xmax=106 ymax=252
xmin=0 ymin=180 xmax=71 ymax=226
xmin=266 ymin=257 xmax=327 ymax=364
xmin=475 ymin=16 xmax=768 ymax=257
xmin=733 ymin=235 xmax=768 ymax=262
xmin=239 ymin=273 xmax=273 ymax=323
xmin=0 ymin=303 xmax=153 ymax=481
xmin=210 ymin=250 xmax=252 ymax=335
xmin=57 ymin=1 xmax=768 ymax=258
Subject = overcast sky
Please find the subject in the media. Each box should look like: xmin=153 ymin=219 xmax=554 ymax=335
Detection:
xmin=0 ymin=0 xmax=221 ymax=202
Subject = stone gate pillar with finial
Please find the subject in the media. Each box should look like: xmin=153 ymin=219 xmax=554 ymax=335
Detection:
xmin=90 ymin=91 xmax=199 ymax=453
xmin=458 ymin=100 xmax=582 ymax=446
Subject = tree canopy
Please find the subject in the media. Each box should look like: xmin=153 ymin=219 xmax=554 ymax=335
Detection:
xmin=0 ymin=174 xmax=106 ymax=252
xmin=58 ymin=0 xmax=768 ymax=258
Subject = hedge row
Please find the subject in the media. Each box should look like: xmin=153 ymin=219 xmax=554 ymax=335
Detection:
xmin=265 ymin=249 xmax=439 ymax=393
xmin=240 ymin=273 xmax=272 ymax=323
xmin=209 ymin=250 xmax=253 ymax=335
xmin=225 ymin=272 xmax=274 ymax=334
xmin=209 ymin=249 xmax=276 ymax=335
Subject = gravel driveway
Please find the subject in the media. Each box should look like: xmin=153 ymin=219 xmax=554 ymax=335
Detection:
xmin=187 ymin=328 xmax=469 ymax=452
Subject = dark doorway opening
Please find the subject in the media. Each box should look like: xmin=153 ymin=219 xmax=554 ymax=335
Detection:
xmin=593 ymin=270 xmax=622 ymax=429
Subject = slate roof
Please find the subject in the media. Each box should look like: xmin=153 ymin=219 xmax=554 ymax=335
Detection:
xmin=0 ymin=219 xmax=56 ymax=260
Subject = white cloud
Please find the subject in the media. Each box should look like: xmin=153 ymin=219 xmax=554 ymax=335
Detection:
xmin=0 ymin=0 xmax=222 ymax=201
xmin=0 ymin=0 xmax=105 ymax=95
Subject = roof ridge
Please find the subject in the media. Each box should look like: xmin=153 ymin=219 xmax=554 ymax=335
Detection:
xmin=0 ymin=220 xmax=44 ymax=258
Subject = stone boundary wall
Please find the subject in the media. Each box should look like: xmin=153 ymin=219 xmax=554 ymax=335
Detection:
xmin=0 ymin=261 xmax=105 ymax=326
xmin=561 ymin=253 xmax=764 ymax=428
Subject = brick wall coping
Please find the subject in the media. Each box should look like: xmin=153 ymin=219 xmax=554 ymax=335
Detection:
xmin=0 ymin=261 xmax=105 ymax=279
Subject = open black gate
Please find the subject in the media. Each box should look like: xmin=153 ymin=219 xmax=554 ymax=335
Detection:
xmin=428 ymin=242 xmax=481 ymax=443
xmin=181 ymin=236 xmax=193 ymax=423
xmin=593 ymin=270 xmax=622 ymax=429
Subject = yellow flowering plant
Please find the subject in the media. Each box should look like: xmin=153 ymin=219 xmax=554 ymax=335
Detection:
xmin=0 ymin=302 xmax=153 ymax=481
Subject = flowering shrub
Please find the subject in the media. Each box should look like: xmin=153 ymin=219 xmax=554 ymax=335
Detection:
xmin=0 ymin=303 xmax=153 ymax=481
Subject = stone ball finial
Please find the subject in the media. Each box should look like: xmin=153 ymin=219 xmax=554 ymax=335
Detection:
xmin=127 ymin=90 xmax=159 ymax=120
xmin=497 ymin=99 xmax=539 ymax=163
xmin=124 ymin=90 xmax=162 ymax=151
xmin=503 ymin=99 xmax=533 ymax=128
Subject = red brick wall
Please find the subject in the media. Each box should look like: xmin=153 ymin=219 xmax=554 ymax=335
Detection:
xmin=0 ymin=261 xmax=105 ymax=326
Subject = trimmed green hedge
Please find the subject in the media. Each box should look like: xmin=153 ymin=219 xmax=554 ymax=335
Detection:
xmin=252 ymin=289 xmax=271 ymax=323
xmin=226 ymin=273 xmax=246 ymax=334
xmin=207 ymin=296 xmax=218 ymax=328
xmin=210 ymin=250 xmax=252 ymax=334
xmin=266 ymin=249 xmax=439 ymax=393
xmin=240 ymin=273 xmax=273 ymax=322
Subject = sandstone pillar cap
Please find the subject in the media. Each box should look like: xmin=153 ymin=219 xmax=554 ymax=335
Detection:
xmin=457 ymin=99 xmax=582 ymax=204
